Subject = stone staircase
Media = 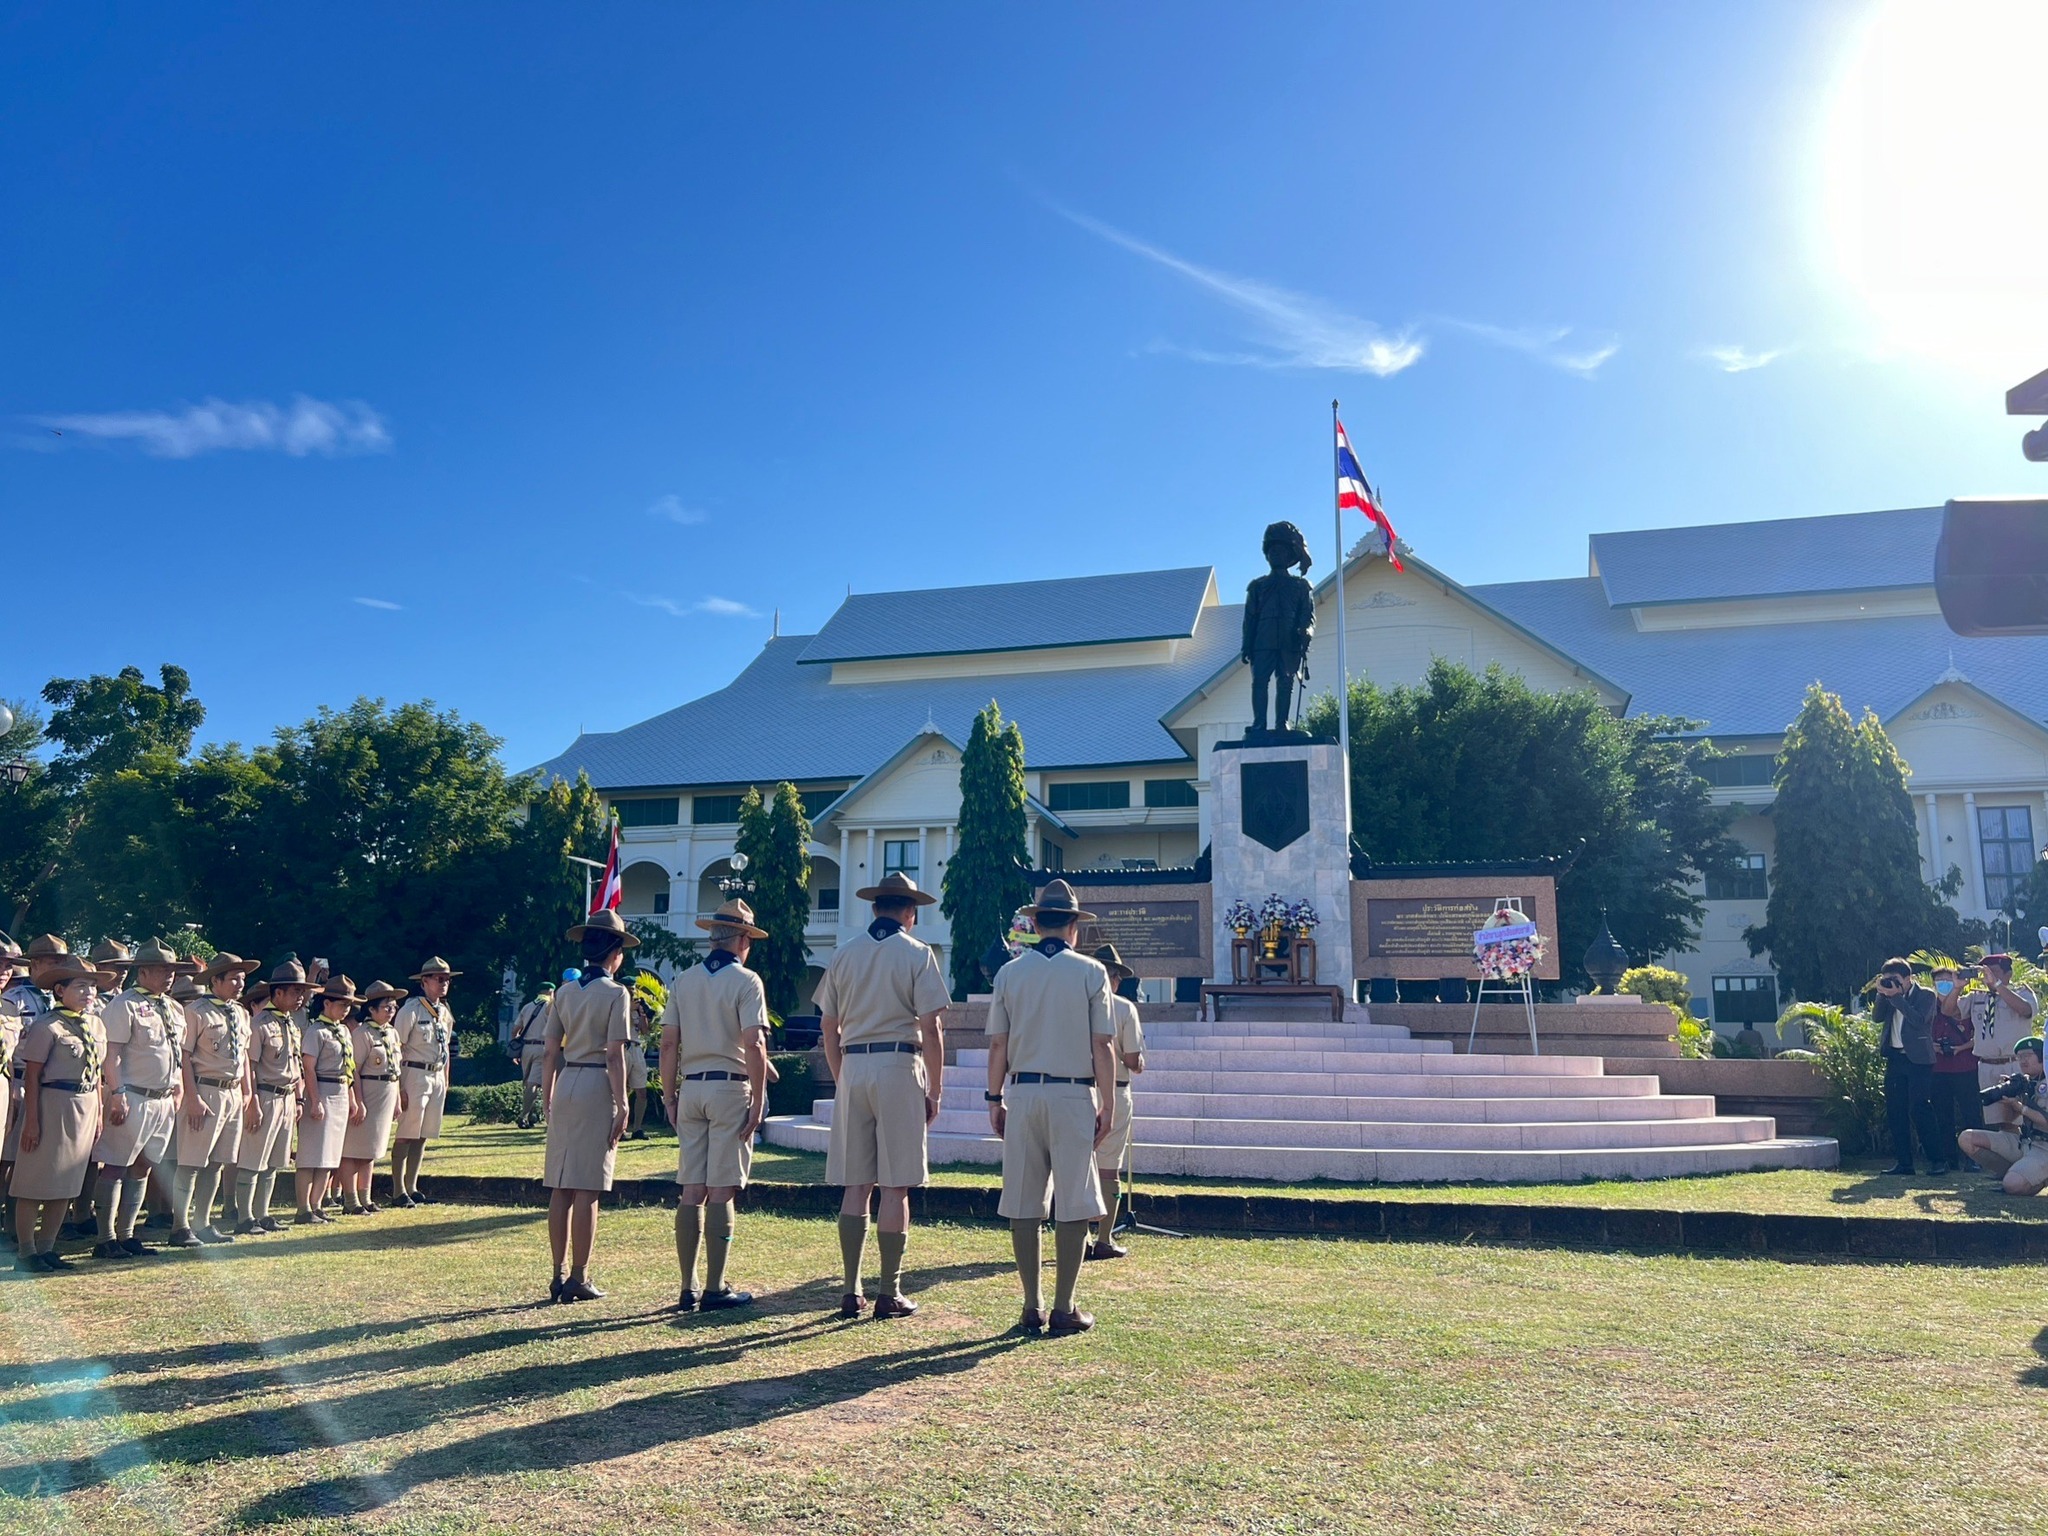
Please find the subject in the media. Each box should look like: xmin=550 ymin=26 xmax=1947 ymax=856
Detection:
xmin=763 ymin=1014 xmax=1839 ymax=1183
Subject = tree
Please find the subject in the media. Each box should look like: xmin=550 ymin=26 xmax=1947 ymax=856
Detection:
xmin=942 ymin=702 xmax=1033 ymax=998
xmin=732 ymin=782 xmax=811 ymax=1016
xmin=1304 ymin=660 xmax=1742 ymax=987
xmin=0 ymin=700 xmax=67 ymax=934
xmin=1745 ymin=683 xmax=1963 ymax=1004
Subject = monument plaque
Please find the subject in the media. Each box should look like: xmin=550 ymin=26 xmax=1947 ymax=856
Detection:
xmin=1367 ymin=898 xmax=1499 ymax=958
xmin=1083 ymin=900 xmax=1203 ymax=962
xmin=1351 ymin=877 xmax=1561 ymax=981
xmin=1240 ymin=759 xmax=1310 ymax=853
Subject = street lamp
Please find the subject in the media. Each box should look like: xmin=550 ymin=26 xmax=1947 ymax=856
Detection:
xmin=718 ymin=851 xmax=754 ymax=900
xmin=0 ymin=701 xmax=27 ymax=793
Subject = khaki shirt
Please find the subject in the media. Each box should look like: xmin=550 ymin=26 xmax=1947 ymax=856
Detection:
xmin=987 ymin=944 xmax=1112 ymax=1079
xmin=510 ymin=998 xmax=548 ymax=1057
xmin=304 ymin=1016 xmax=355 ymax=1083
xmin=184 ymin=997 xmax=249 ymax=1081
xmin=250 ymin=1005 xmax=303 ymax=1089
xmin=663 ymin=957 xmax=769 ymax=1078
xmin=1109 ymin=993 xmax=1145 ymax=1079
xmin=18 ymin=1008 xmax=106 ymax=1084
xmin=103 ymin=987 xmax=182 ymax=1093
xmin=352 ymin=1021 xmax=401 ymax=1078
xmin=1963 ymin=984 xmax=2038 ymax=1061
xmin=395 ymin=997 xmax=454 ymax=1072
xmin=815 ymin=925 xmax=951 ymax=1046
xmin=546 ymin=975 xmax=633 ymax=1065
xmin=3 ymin=979 xmax=51 ymax=1026
xmin=1 ymin=997 xmax=22 ymax=1079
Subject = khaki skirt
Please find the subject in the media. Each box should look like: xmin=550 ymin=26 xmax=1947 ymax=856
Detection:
xmin=12 ymin=1082 xmax=103 ymax=1201
xmin=1 ymin=1072 xmax=22 ymax=1162
xmin=543 ymin=1064 xmax=618 ymax=1191
xmin=297 ymin=1083 xmax=351 ymax=1169
xmin=344 ymin=1076 xmax=399 ymax=1161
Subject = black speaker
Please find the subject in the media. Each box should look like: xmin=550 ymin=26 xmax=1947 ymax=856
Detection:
xmin=1935 ymin=498 xmax=2048 ymax=637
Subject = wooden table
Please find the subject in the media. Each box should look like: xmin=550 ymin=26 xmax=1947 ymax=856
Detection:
xmin=1199 ymin=983 xmax=1347 ymax=1022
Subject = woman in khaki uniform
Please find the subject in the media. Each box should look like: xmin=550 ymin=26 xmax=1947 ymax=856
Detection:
xmin=174 ymin=953 xmax=259 ymax=1246
xmin=12 ymin=956 xmax=110 ymax=1271
xmin=542 ymin=910 xmax=636 ymax=1303
xmin=1087 ymin=944 xmax=1147 ymax=1262
xmin=296 ymin=978 xmax=364 ymax=1223
xmin=0 ymin=933 xmax=24 ymax=1220
xmin=233 ymin=959 xmax=309 ymax=1234
xmin=341 ymin=980 xmax=406 ymax=1213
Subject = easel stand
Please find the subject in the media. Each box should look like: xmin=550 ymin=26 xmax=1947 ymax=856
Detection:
xmin=1113 ymin=1136 xmax=1186 ymax=1240
xmin=1467 ymin=972 xmax=1540 ymax=1056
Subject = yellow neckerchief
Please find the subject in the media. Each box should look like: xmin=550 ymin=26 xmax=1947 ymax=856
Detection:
xmin=365 ymin=1016 xmax=400 ymax=1069
xmin=316 ymin=1010 xmax=357 ymax=1084
xmin=51 ymin=1006 xmax=105 ymax=1081
xmin=264 ymin=1003 xmax=302 ymax=1061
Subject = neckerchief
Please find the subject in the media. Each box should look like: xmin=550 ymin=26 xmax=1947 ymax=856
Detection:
xmin=51 ymin=1007 xmax=105 ymax=1081
xmin=868 ymin=917 xmax=904 ymax=941
xmin=1033 ymin=937 xmax=1071 ymax=957
xmin=206 ymin=998 xmax=245 ymax=1073
xmin=704 ymin=947 xmax=740 ymax=975
xmin=365 ymin=1020 xmax=400 ymax=1071
xmin=135 ymin=988 xmax=184 ymax=1073
xmin=318 ymin=1014 xmax=357 ymax=1085
xmin=266 ymin=1005 xmax=301 ymax=1069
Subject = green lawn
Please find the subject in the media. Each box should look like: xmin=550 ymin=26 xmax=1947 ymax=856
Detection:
xmin=2 ymin=1202 xmax=2043 ymax=1533
xmin=430 ymin=1114 xmax=2048 ymax=1223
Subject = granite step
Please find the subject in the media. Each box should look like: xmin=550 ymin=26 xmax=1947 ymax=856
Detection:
xmin=941 ymin=1066 xmax=1659 ymax=1098
xmin=1142 ymin=1021 xmax=1411 ymax=1042
xmin=950 ymin=1050 xmax=1602 ymax=1077
xmin=930 ymin=1090 xmax=1724 ymax=1123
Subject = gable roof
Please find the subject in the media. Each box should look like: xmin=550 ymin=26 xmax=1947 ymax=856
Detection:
xmin=796 ymin=566 xmax=1214 ymax=664
xmin=1589 ymin=506 xmax=1942 ymax=608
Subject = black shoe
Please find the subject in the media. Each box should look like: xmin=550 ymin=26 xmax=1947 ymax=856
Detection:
xmin=92 ymin=1240 xmax=125 ymax=1260
xmin=360 ymin=1202 xmax=380 ymax=1214
xmin=559 ymin=1278 xmax=605 ymax=1303
xmin=629 ymin=1130 xmax=648 ymax=1141
xmin=119 ymin=1238 xmax=154 ymax=1258
xmin=872 ymin=1294 xmax=917 ymax=1320
xmin=166 ymin=1228 xmax=203 ymax=1249
xmin=39 ymin=1251 xmax=74 ymax=1271
xmin=699 ymin=1286 xmax=753 ymax=1311
xmin=393 ymin=1195 xmax=418 ymax=1210
xmin=12 ymin=1255 xmax=40 ymax=1274
xmin=195 ymin=1226 xmax=236 ymax=1245
xmin=1927 ymin=1162 xmax=1955 ymax=1175
xmin=411 ymin=1191 xmax=433 ymax=1206
xmin=1881 ymin=1163 xmax=1916 ymax=1176
xmin=1047 ymin=1308 xmax=1095 ymax=1336
xmin=295 ymin=1212 xmax=320 ymax=1226
xmin=61 ymin=1220 xmax=96 ymax=1240
xmin=670 ymin=1290 xmax=699 ymax=1313
xmin=1085 ymin=1237 xmax=1128 ymax=1261
xmin=549 ymin=1275 xmax=565 ymax=1304
xmin=259 ymin=1216 xmax=287 ymax=1233
xmin=233 ymin=1219 xmax=265 ymax=1236
xmin=838 ymin=1294 xmax=867 ymax=1319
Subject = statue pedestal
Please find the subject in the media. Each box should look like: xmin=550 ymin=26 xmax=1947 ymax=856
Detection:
xmin=1209 ymin=741 xmax=1354 ymax=990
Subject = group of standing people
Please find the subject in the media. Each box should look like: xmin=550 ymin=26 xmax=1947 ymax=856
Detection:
xmin=0 ymin=931 xmax=461 ymax=1271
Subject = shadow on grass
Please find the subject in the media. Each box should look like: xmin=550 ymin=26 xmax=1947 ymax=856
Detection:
xmin=2024 ymin=1327 xmax=2048 ymax=1390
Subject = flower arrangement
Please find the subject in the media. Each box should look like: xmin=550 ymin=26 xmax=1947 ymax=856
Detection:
xmin=1257 ymin=892 xmax=1292 ymax=933
xmin=1288 ymin=899 xmax=1321 ymax=937
xmin=1223 ymin=898 xmax=1257 ymax=937
xmin=1473 ymin=904 xmax=1544 ymax=981
xmin=1006 ymin=907 xmax=1039 ymax=949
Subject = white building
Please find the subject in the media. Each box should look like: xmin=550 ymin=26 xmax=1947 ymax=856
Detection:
xmin=537 ymin=505 xmax=2048 ymax=1030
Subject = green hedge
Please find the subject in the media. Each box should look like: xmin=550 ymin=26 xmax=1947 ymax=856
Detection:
xmin=447 ymin=1081 xmax=525 ymax=1123
xmin=767 ymin=1052 xmax=823 ymax=1118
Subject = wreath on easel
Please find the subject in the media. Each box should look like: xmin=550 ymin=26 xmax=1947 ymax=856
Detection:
xmin=1473 ymin=901 xmax=1544 ymax=982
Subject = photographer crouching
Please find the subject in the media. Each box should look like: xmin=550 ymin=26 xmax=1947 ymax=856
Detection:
xmin=1957 ymin=1038 xmax=2048 ymax=1195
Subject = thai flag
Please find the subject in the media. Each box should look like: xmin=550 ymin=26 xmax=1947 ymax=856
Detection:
xmin=592 ymin=815 xmax=623 ymax=913
xmin=1336 ymin=416 xmax=1403 ymax=572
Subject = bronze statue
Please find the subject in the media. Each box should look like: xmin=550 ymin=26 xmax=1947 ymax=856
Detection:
xmin=1242 ymin=520 xmax=1315 ymax=737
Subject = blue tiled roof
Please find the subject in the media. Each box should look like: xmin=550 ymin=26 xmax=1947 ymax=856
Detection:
xmin=1475 ymin=574 xmax=2048 ymax=737
xmin=796 ymin=566 xmax=1213 ymax=664
xmin=1590 ymin=506 xmax=1942 ymax=607
xmin=534 ymin=600 xmax=1242 ymax=790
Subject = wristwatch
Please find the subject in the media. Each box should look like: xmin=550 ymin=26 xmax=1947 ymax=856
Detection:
xmin=984 ymin=1092 xmax=1003 ymax=1103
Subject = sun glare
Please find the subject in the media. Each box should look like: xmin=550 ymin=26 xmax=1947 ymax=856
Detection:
xmin=1822 ymin=0 xmax=2048 ymax=377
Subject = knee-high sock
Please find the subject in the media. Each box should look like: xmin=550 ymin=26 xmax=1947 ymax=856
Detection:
xmin=877 ymin=1227 xmax=907 ymax=1298
xmin=1096 ymin=1169 xmax=1120 ymax=1239
xmin=96 ymin=1175 xmax=122 ymax=1241
xmin=837 ymin=1213 xmax=869 ymax=1297
xmin=398 ymin=1141 xmax=423 ymax=1196
xmin=704 ymin=1201 xmax=735 ymax=1293
xmin=117 ymin=1177 xmax=149 ymax=1239
xmin=255 ymin=1170 xmax=278 ymax=1221
xmin=1010 ymin=1219 xmax=1044 ymax=1312
xmin=171 ymin=1165 xmax=198 ymax=1231
xmin=674 ymin=1202 xmax=704 ymax=1290
xmin=1052 ymin=1220 xmax=1090 ymax=1313
xmin=193 ymin=1163 xmax=226 ymax=1230
xmin=230 ymin=1168 xmax=256 ymax=1224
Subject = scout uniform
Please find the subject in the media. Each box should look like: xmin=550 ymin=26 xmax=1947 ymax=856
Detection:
xmin=297 ymin=978 xmax=360 ymax=1179
xmin=11 ymin=962 xmax=109 ymax=1206
xmin=240 ymin=969 xmax=308 ymax=1183
xmin=92 ymin=944 xmax=191 ymax=1172
xmin=0 ymin=932 xmax=24 ymax=1172
xmin=512 ymin=987 xmax=553 ymax=1116
xmin=2 ymin=935 xmax=66 ymax=1166
xmin=988 ymin=880 xmax=1114 ymax=1335
xmin=541 ymin=936 xmax=637 ymax=1195
xmin=1964 ymin=973 xmax=2037 ymax=1129
xmin=661 ymin=899 xmax=771 ymax=1311
xmin=344 ymin=981 xmax=406 ymax=1175
xmin=1088 ymin=942 xmax=1146 ymax=1260
xmin=394 ymin=960 xmax=457 ymax=1142
xmin=174 ymin=954 xmax=259 ymax=1245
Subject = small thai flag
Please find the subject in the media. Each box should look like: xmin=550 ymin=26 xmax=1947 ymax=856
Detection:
xmin=1336 ymin=417 xmax=1402 ymax=572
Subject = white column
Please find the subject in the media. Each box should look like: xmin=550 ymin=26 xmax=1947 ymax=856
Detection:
xmin=1921 ymin=792 xmax=1937 ymax=879
xmin=1962 ymin=792 xmax=1981 ymax=912
xmin=838 ymin=824 xmax=851 ymax=935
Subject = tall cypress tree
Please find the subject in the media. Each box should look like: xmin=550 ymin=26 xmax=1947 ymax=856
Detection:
xmin=732 ymin=783 xmax=812 ymax=1016
xmin=942 ymin=702 xmax=1033 ymax=998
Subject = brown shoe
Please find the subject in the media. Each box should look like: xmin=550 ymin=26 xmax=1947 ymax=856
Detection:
xmin=1013 ymin=1307 xmax=1047 ymax=1335
xmin=1085 ymin=1237 xmax=1128 ymax=1261
xmin=871 ymin=1294 xmax=918 ymax=1320
xmin=1047 ymin=1308 xmax=1094 ymax=1336
xmin=837 ymin=1293 xmax=868 ymax=1319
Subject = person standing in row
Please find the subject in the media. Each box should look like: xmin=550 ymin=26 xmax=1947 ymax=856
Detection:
xmin=296 ymin=977 xmax=364 ymax=1223
xmin=88 ymin=940 xmax=196 ymax=1258
xmin=1965 ymin=953 xmax=2037 ymax=1140
xmin=625 ymin=991 xmax=652 ymax=1141
xmin=986 ymin=880 xmax=1116 ymax=1336
xmin=0 ymin=934 xmax=25 ymax=1234
xmin=817 ymin=870 xmax=952 ymax=1321
xmin=12 ymin=955 xmax=111 ymax=1271
xmin=173 ymin=953 xmax=259 ymax=1247
xmin=391 ymin=958 xmax=457 ymax=1208
xmin=3 ymin=937 xmax=68 ymax=1181
xmin=341 ymin=981 xmax=406 ymax=1214
xmin=511 ymin=981 xmax=554 ymax=1130
xmin=659 ymin=898 xmax=771 ymax=1313
xmin=234 ymin=958 xmax=309 ymax=1235
xmin=1087 ymin=943 xmax=1146 ymax=1262
xmin=542 ymin=910 xmax=637 ymax=1303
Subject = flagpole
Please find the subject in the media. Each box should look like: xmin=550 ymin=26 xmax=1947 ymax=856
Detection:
xmin=1331 ymin=400 xmax=1352 ymax=841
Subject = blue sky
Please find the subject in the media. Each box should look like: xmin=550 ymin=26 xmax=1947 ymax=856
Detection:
xmin=5 ymin=2 xmax=2043 ymax=771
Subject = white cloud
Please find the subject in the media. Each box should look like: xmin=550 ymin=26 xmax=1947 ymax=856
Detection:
xmin=1442 ymin=319 xmax=1621 ymax=378
xmin=647 ymin=493 xmax=707 ymax=525
xmin=632 ymin=594 xmax=760 ymax=619
xmin=1057 ymin=205 xmax=1424 ymax=376
xmin=33 ymin=395 xmax=393 ymax=458
xmin=1701 ymin=344 xmax=1790 ymax=373
xmin=353 ymin=597 xmax=402 ymax=611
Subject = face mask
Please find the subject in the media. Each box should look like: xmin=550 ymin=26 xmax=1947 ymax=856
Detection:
xmin=1934 ymin=980 xmax=1955 ymax=996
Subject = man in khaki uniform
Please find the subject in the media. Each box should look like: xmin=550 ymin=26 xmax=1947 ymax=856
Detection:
xmin=173 ymin=953 xmax=260 ymax=1246
xmin=233 ymin=958 xmax=310 ymax=1234
xmin=817 ymin=870 xmax=952 ymax=1319
xmin=986 ymin=880 xmax=1116 ymax=1336
xmin=0 ymin=933 xmax=26 ymax=1242
xmin=511 ymin=982 xmax=555 ymax=1130
xmin=1087 ymin=942 xmax=1146 ymax=1261
xmin=391 ymin=957 xmax=458 ymax=1207
xmin=659 ymin=899 xmax=771 ymax=1312
xmin=1962 ymin=954 xmax=2037 ymax=1138
xmin=90 ymin=939 xmax=196 ymax=1257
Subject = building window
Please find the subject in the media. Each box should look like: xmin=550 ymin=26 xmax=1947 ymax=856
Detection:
xmin=1042 ymin=840 xmax=1064 ymax=871
xmin=614 ymin=796 xmax=680 ymax=828
xmin=882 ymin=839 xmax=920 ymax=879
xmin=652 ymin=892 xmax=670 ymax=915
xmin=1120 ymin=858 xmax=1159 ymax=870
xmin=1706 ymin=852 xmax=1768 ymax=902
xmin=1143 ymin=778 xmax=1200 ymax=808
xmin=1711 ymin=975 xmax=1778 ymax=1026
xmin=817 ymin=887 xmax=840 ymax=913
xmin=691 ymin=794 xmax=747 ymax=825
xmin=1697 ymin=754 xmax=1774 ymax=788
xmin=1979 ymin=805 xmax=2036 ymax=910
xmin=1047 ymin=780 xmax=1131 ymax=812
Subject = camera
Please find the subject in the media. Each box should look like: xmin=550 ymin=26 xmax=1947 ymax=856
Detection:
xmin=1979 ymin=1072 xmax=2035 ymax=1107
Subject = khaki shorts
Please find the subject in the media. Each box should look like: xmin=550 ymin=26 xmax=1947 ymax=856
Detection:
xmin=626 ymin=1048 xmax=650 ymax=1092
xmin=1096 ymin=1084 xmax=1135 ymax=1168
xmin=1972 ymin=1130 xmax=2048 ymax=1185
xmin=238 ymin=1086 xmax=297 ymax=1171
xmin=1978 ymin=1059 xmax=2022 ymax=1127
xmin=176 ymin=1081 xmax=246 ymax=1168
xmin=397 ymin=1066 xmax=447 ymax=1140
xmin=999 ymin=1082 xmax=1107 ymax=1223
xmin=675 ymin=1078 xmax=754 ymax=1189
xmin=825 ymin=1050 xmax=929 ymax=1189
xmin=92 ymin=1089 xmax=177 ymax=1168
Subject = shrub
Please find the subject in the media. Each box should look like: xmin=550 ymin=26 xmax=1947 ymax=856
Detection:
xmin=767 ymin=1051 xmax=822 ymax=1119
xmin=1779 ymin=1002 xmax=1887 ymax=1155
xmin=1673 ymin=1015 xmax=1718 ymax=1060
xmin=1618 ymin=964 xmax=1691 ymax=1017
xmin=452 ymin=1081 xmax=525 ymax=1124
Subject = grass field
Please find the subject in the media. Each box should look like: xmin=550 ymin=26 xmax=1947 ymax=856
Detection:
xmin=430 ymin=1114 xmax=2048 ymax=1223
xmin=2 ymin=1201 xmax=2044 ymax=1534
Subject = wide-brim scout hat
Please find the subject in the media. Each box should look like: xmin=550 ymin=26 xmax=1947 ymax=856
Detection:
xmin=1024 ymin=879 xmax=1095 ymax=924
xmin=361 ymin=979 xmax=408 ymax=1005
xmin=130 ymin=938 xmax=200 ymax=974
xmin=314 ymin=975 xmax=363 ymax=1005
xmin=267 ymin=957 xmax=312 ymax=987
xmin=855 ymin=870 xmax=936 ymax=906
xmin=204 ymin=952 xmax=263 ymax=979
xmin=169 ymin=975 xmax=201 ymax=1002
xmin=563 ymin=911 xmax=639 ymax=948
xmin=22 ymin=934 xmax=70 ymax=961
xmin=41 ymin=954 xmax=106 ymax=990
xmin=1092 ymin=942 xmax=1134 ymax=981
xmin=410 ymin=956 xmax=463 ymax=979
xmin=0 ymin=931 xmax=20 ymax=962
xmin=696 ymin=898 xmax=768 ymax=939
xmin=88 ymin=939 xmax=137 ymax=971
xmin=244 ymin=981 xmax=273 ymax=1008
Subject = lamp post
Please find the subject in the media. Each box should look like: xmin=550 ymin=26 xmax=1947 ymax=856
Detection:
xmin=0 ymin=701 xmax=26 ymax=793
xmin=717 ymin=851 xmax=754 ymax=901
